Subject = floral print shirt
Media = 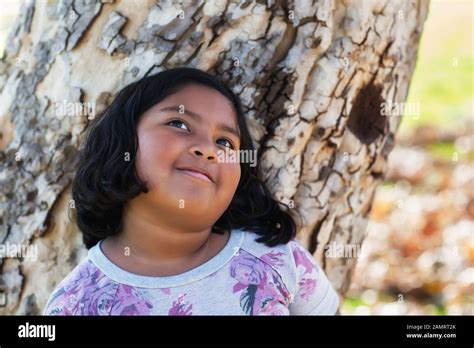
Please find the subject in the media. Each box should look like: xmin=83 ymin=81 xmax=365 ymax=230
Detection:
xmin=43 ymin=228 xmax=339 ymax=315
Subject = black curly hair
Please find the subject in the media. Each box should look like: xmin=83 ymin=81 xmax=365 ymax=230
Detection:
xmin=72 ymin=67 xmax=299 ymax=249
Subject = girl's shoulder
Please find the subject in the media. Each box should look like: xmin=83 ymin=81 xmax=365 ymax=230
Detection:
xmin=237 ymin=229 xmax=339 ymax=315
xmin=43 ymin=257 xmax=117 ymax=315
xmin=238 ymin=228 xmax=316 ymax=266
xmin=237 ymin=230 xmax=319 ymax=293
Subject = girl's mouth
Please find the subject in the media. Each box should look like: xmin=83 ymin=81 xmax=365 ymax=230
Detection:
xmin=176 ymin=168 xmax=213 ymax=184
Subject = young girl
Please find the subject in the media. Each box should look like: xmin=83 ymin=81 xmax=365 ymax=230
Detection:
xmin=44 ymin=67 xmax=340 ymax=315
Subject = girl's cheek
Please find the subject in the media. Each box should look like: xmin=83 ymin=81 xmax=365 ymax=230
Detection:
xmin=136 ymin=133 xmax=168 ymax=173
xmin=222 ymin=162 xmax=241 ymax=185
xmin=142 ymin=131 xmax=182 ymax=160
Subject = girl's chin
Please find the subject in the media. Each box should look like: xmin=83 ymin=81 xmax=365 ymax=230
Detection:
xmin=167 ymin=188 xmax=217 ymax=205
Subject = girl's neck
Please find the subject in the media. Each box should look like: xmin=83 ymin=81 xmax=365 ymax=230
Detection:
xmin=100 ymin=205 xmax=230 ymax=277
xmin=116 ymin=226 xmax=213 ymax=261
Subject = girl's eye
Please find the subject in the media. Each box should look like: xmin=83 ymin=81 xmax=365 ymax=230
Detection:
xmin=217 ymin=138 xmax=234 ymax=149
xmin=168 ymin=119 xmax=235 ymax=149
xmin=167 ymin=119 xmax=189 ymax=131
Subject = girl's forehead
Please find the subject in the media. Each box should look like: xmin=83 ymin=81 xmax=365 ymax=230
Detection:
xmin=168 ymin=83 xmax=232 ymax=106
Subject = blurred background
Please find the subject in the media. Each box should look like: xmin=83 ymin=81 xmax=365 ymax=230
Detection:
xmin=1 ymin=0 xmax=472 ymax=315
xmin=344 ymin=0 xmax=473 ymax=315
xmin=0 ymin=1 xmax=21 ymax=58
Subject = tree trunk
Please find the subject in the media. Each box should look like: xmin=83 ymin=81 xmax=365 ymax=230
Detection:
xmin=0 ymin=0 xmax=429 ymax=314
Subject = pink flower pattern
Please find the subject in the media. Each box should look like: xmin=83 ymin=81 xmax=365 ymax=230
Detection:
xmin=168 ymin=294 xmax=193 ymax=315
xmin=44 ymin=240 xmax=321 ymax=315
xmin=229 ymin=250 xmax=291 ymax=315
xmin=292 ymin=241 xmax=318 ymax=300
xmin=44 ymin=261 xmax=153 ymax=315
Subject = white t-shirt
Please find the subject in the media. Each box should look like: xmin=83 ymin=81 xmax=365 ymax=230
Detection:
xmin=44 ymin=228 xmax=339 ymax=315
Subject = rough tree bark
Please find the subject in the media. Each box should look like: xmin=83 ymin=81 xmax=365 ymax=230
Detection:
xmin=0 ymin=0 xmax=429 ymax=314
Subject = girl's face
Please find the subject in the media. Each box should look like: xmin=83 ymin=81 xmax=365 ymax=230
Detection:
xmin=134 ymin=84 xmax=241 ymax=229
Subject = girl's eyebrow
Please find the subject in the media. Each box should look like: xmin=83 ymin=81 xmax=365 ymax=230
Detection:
xmin=158 ymin=105 xmax=241 ymax=139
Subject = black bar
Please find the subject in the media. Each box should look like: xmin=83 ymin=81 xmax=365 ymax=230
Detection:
xmin=0 ymin=315 xmax=471 ymax=346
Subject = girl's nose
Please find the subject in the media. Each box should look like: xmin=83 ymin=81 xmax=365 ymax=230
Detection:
xmin=190 ymin=145 xmax=217 ymax=162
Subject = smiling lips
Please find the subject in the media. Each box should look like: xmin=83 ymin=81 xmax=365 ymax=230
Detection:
xmin=177 ymin=168 xmax=213 ymax=183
